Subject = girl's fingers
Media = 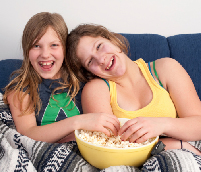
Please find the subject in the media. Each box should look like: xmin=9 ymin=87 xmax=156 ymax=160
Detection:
xmin=129 ymin=132 xmax=150 ymax=143
xmin=100 ymin=127 xmax=112 ymax=137
xmin=94 ymin=123 xmax=118 ymax=137
xmin=119 ymin=119 xmax=139 ymax=140
xmin=132 ymin=126 xmax=148 ymax=141
xmin=129 ymin=128 xmax=149 ymax=143
xmin=118 ymin=118 xmax=138 ymax=135
xmin=103 ymin=119 xmax=120 ymax=136
xmin=88 ymin=114 xmax=120 ymax=136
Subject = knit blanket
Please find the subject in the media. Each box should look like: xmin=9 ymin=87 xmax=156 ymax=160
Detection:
xmin=0 ymin=93 xmax=201 ymax=172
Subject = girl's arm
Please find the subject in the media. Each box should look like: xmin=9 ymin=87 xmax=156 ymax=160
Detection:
xmin=8 ymin=91 xmax=120 ymax=143
xmin=155 ymin=57 xmax=201 ymax=141
xmin=81 ymin=78 xmax=121 ymax=136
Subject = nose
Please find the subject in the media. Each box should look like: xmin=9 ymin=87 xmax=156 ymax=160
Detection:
xmin=41 ymin=46 xmax=50 ymax=59
xmin=94 ymin=53 xmax=105 ymax=65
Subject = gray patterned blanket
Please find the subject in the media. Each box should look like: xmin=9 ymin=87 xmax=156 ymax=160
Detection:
xmin=0 ymin=93 xmax=201 ymax=172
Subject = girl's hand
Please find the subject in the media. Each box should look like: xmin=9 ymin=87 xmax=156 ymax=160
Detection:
xmin=118 ymin=117 xmax=165 ymax=143
xmin=78 ymin=113 xmax=120 ymax=137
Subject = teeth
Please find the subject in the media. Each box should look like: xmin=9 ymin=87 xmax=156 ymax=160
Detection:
xmin=39 ymin=61 xmax=53 ymax=66
xmin=106 ymin=58 xmax=114 ymax=70
xmin=45 ymin=62 xmax=52 ymax=65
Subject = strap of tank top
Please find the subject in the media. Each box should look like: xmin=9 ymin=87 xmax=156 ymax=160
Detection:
xmin=148 ymin=62 xmax=154 ymax=78
xmin=153 ymin=61 xmax=164 ymax=87
xmin=102 ymin=78 xmax=110 ymax=90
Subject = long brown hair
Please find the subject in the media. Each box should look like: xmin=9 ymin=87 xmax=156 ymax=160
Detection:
xmin=3 ymin=12 xmax=79 ymax=115
xmin=66 ymin=24 xmax=130 ymax=83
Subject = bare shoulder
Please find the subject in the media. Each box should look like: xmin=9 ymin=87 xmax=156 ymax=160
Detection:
xmin=7 ymin=91 xmax=29 ymax=114
xmin=155 ymin=58 xmax=185 ymax=78
xmin=82 ymin=78 xmax=110 ymax=95
xmin=7 ymin=90 xmax=20 ymax=106
xmin=81 ymin=78 xmax=111 ymax=113
xmin=155 ymin=57 xmax=181 ymax=69
xmin=154 ymin=57 xmax=189 ymax=89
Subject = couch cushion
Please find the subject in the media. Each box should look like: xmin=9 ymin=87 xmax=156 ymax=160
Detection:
xmin=121 ymin=34 xmax=170 ymax=62
xmin=0 ymin=59 xmax=22 ymax=93
xmin=167 ymin=34 xmax=201 ymax=99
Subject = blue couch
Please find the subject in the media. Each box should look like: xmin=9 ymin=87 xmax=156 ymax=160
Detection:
xmin=1 ymin=33 xmax=201 ymax=100
xmin=1 ymin=33 xmax=201 ymax=171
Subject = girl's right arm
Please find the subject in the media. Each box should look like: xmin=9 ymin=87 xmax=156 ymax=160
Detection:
xmin=8 ymin=91 xmax=119 ymax=143
xmin=81 ymin=78 xmax=120 ymax=136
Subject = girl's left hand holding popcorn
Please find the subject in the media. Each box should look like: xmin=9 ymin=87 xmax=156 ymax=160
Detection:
xmin=119 ymin=117 xmax=165 ymax=143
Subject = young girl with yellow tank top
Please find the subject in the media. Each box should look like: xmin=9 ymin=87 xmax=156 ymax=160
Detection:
xmin=66 ymin=24 xmax=201 ymax=155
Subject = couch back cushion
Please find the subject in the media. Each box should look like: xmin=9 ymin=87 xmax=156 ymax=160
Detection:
xmin=0 ymin=59 xmax=23 ymax=93
xmin=121 ymin=34 xmax=170 ymax=62
xmin=167 ymin=34 xmax=201 ymax=99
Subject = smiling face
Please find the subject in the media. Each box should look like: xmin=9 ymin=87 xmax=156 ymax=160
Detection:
xmin=29 ymin=27 xmax=64 ymax=79
xmin=76 ymin=36 xmax=127 ymax=80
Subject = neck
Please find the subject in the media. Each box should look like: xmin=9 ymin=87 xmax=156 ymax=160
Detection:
xmin=113 ymin=58 xmax=140 ymax=88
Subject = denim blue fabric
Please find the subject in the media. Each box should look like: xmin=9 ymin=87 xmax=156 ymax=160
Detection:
xmin=167 ymin=33 xmax=201 ymax=99
xmin=0 ymin=59 xmax=22 ymax=93
xmin=121 ymin=33 xmax=170 ymax=62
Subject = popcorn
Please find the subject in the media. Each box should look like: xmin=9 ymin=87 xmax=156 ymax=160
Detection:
xmin=78 ymin=130 xmax=155 ymax=148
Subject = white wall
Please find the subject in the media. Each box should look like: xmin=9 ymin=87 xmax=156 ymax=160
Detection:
xmin=1 ymin=0 xmax=201 ymax=60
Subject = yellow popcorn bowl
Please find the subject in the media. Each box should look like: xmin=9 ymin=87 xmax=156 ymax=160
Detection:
xmin=75 ymin=118 xmax=159 ymax=169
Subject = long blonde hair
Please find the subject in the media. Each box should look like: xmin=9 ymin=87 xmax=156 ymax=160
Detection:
xmin=3 ymin=12 xmax=79 ymax=115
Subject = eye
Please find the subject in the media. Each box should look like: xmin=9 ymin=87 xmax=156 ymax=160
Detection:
xmin=88 ymin=58 xmax=92 ymax=66
xmin=52 ymin=44 xmax=58 ymax=47
xmin=33 ymin=44 xmax=40 ymax=48
xmin=96 ymin=43 xmax=101 ymax=50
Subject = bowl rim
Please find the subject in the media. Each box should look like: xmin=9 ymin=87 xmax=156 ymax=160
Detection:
xmin=74 ymin=129 xmax=159 ymax=150
xmin=75 ymin=118 xmax=159 ymax=150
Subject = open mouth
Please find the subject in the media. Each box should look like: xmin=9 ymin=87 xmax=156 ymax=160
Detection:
xmin=106 ymin=57 xmax=114 ymax=70
xmin=39 ymin=60 xmax=54 ymax=69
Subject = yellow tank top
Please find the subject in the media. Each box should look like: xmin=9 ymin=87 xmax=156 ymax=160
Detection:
xmin=109 ymin=58 xmax=177 ymax=119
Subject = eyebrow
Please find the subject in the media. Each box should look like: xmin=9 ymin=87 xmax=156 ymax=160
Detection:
xmin=34 ymin=39 xmax=61 ymax=45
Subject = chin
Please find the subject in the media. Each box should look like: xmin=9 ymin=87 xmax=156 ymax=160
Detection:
xmin=41 ymin=75 xmax=58 ymax=80
xmin=40 ymin=72 xmax=61 ymax=80
xmin=116 ymin=68 xmax=126 ymax=76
